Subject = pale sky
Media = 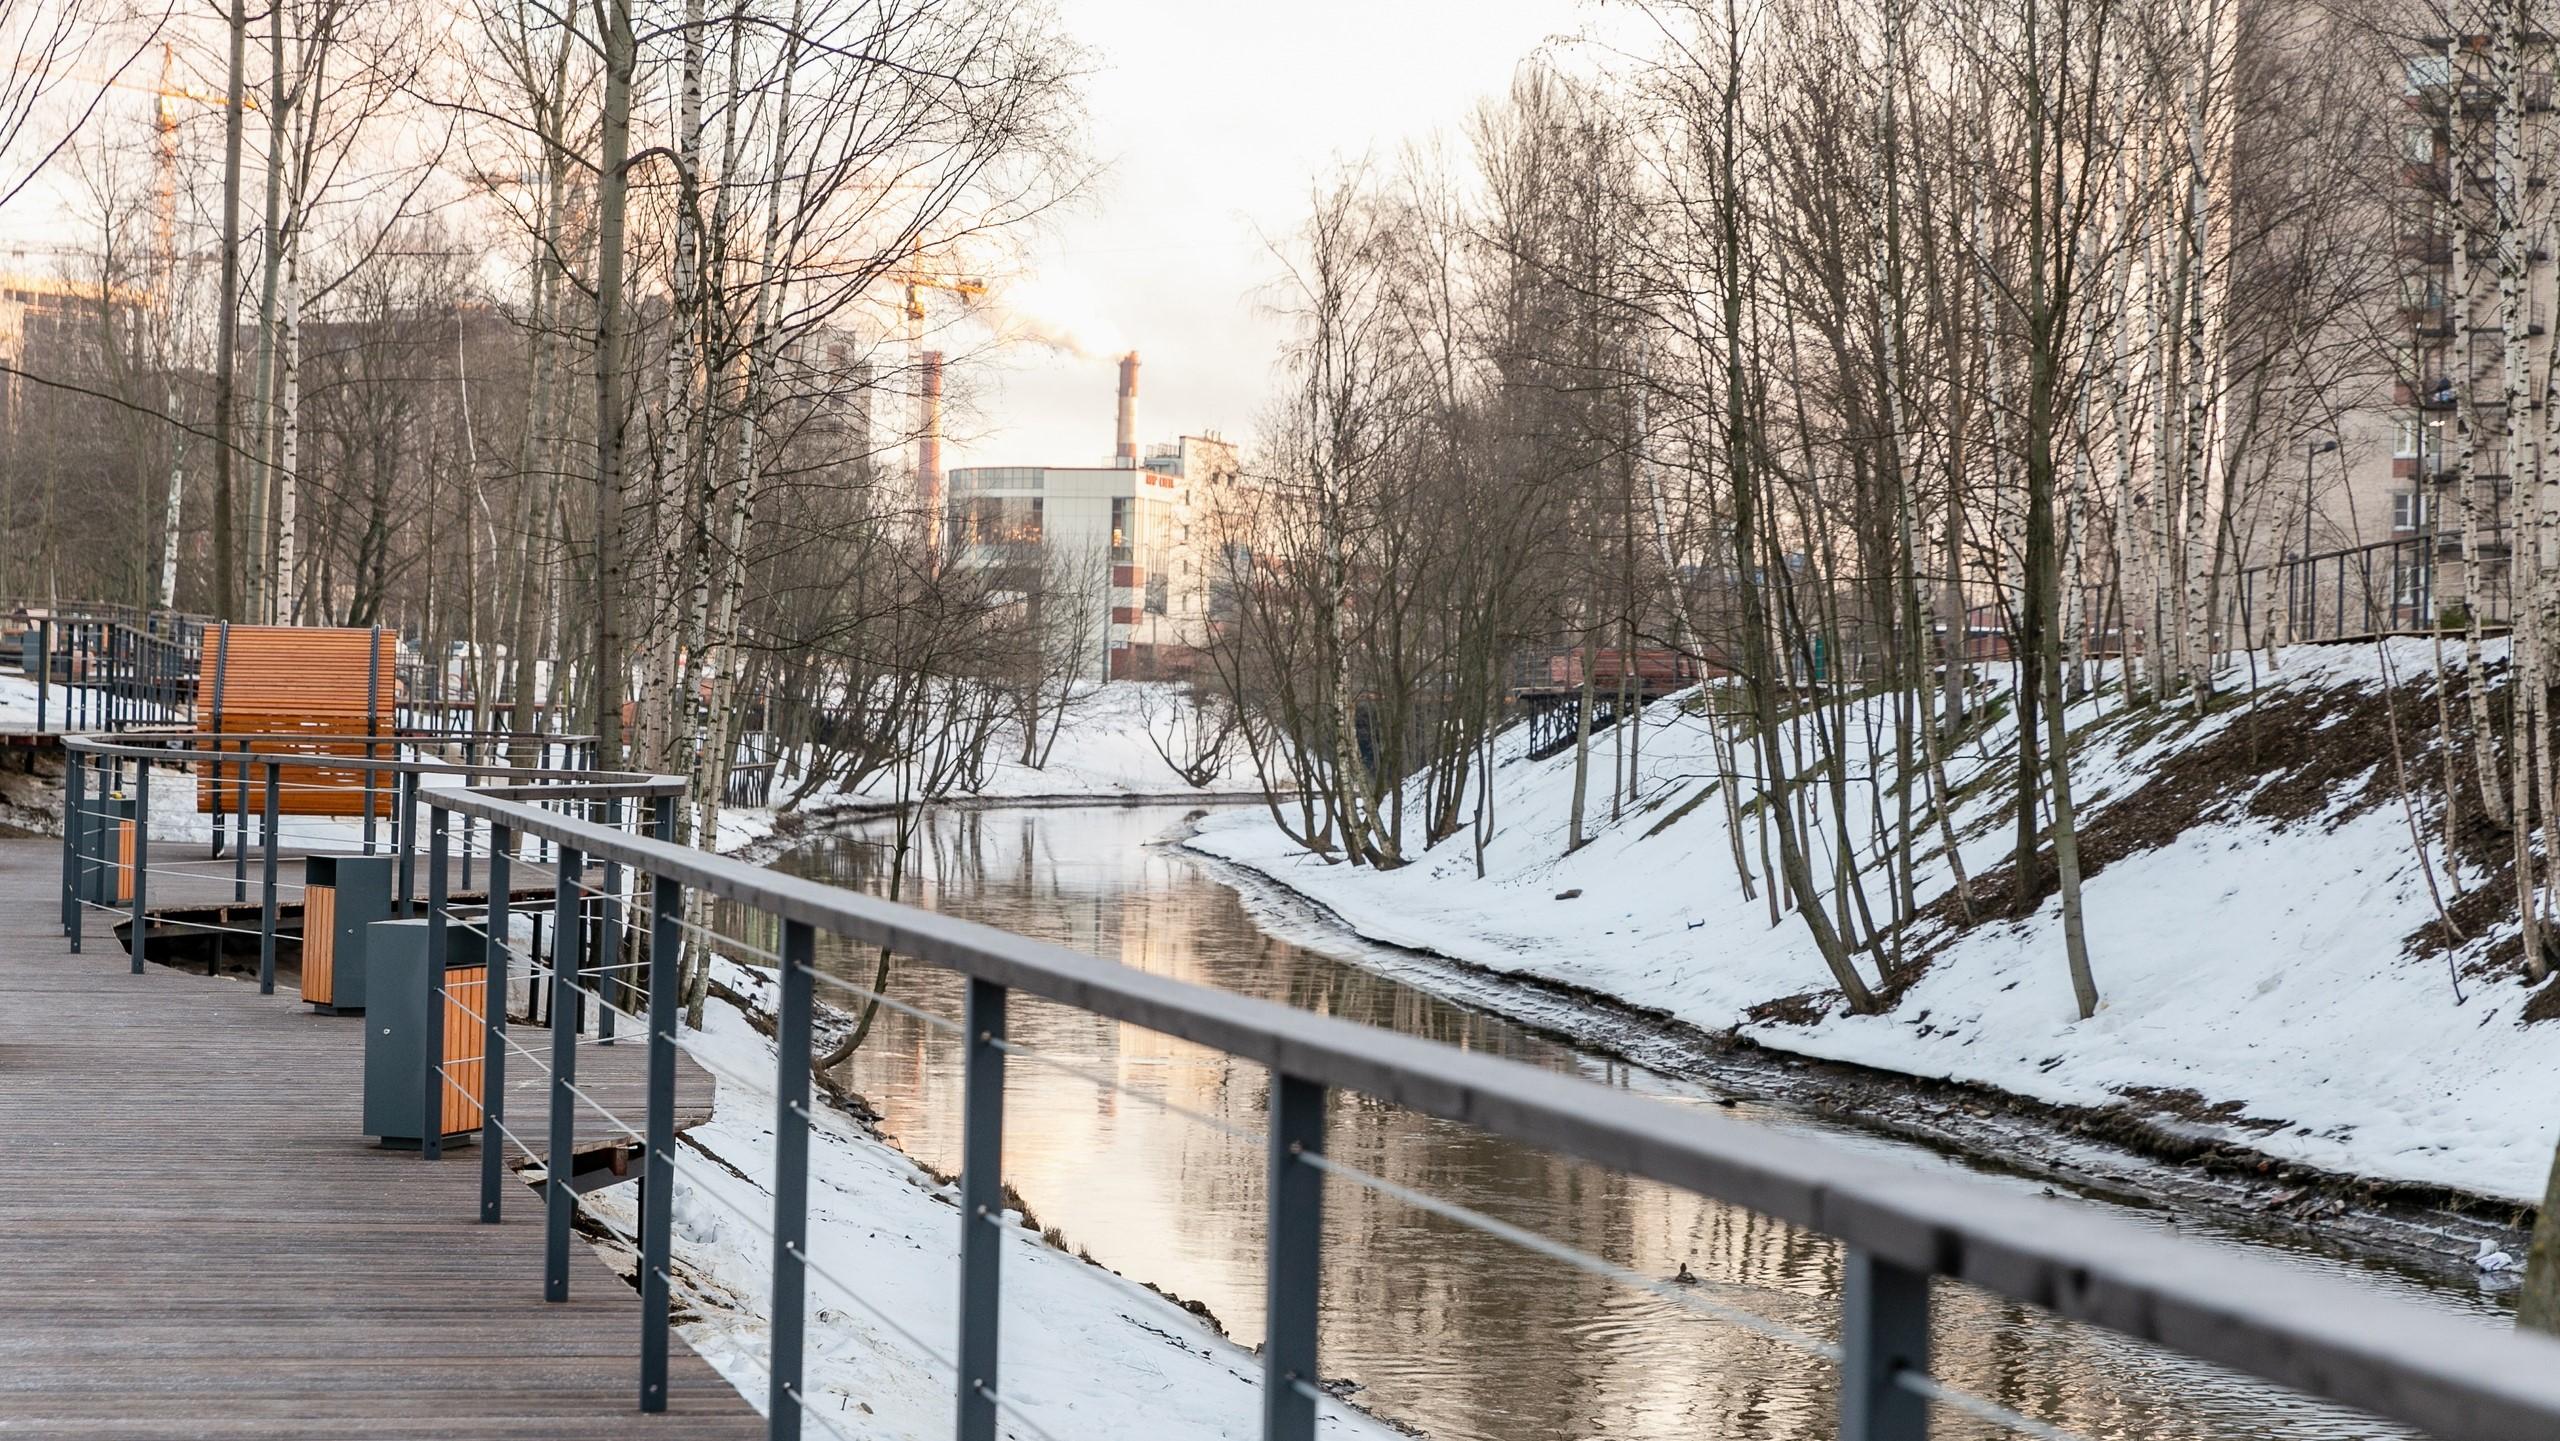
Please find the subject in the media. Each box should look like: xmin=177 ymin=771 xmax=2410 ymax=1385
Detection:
xmin=1 ymin=1 xmax=1593 ymax=474
xmin=941 ymin=0 xmax=1588 ymax=473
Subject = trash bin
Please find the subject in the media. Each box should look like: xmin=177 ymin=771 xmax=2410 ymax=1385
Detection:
xmin=300 ymin=854 xmax=396 ymax=1014
xmin=362 ymin=916 xmax=487 ymax=1150
xmin=75 ymin=793 xmax=135 ymax=907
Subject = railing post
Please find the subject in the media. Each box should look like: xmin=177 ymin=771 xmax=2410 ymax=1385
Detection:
xmin=363 ymin=629 xmax=382 ymax=852
xmin=599 ymin=793 xmax=622 ymax=1044
xmin=1840 ymin=1248 xmax=1931 ymax=1441
xmin=460 ymin=739 xmax=476 ymax=894
xmin=545 ymin=842 xmax=585 ymax=1302
xmin=639 ymin=795 xmax=682 ymax=1413
xmin=396 ymin=766 xmax=419 ymax=917
xmin=481 ymin=825 xmax=513 ymax=1223
xmin=62 ymin=744 xmax=82 ymax=939
xmin=232 ymin=739 xmax=250 ymax=902
xmin=770 ymin=918 xmax=816 ymax=1438
xmin=956 ymin=978 xmax=1009 ymax=1441
xmin=258 ymin=761 xmax=280 ymax=994
xmin=423 ymin=808 xmax=450 ymax=1163
xmin=129 ymin=755 xmax=149 ymax=976
xmin=37 ymin=616 xmax=50 ymax=732
xmin=1262 ymin=1072 xmax=1326 ymax=1441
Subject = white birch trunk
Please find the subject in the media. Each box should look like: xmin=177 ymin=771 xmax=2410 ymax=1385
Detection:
xmin=276 ymin=233 xmax=301 ymax=624
xmin=2180 ymin=20 xmax=2217 ymax=705
xmin=2460 ymin=30 xmax=2511 ymax=825
xmin=645 ymin=0 xmax=709 ymax=772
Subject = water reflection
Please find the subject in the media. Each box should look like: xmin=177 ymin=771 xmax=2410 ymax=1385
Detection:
xmin=737 ymin=804 xmax=2485 ymax=1441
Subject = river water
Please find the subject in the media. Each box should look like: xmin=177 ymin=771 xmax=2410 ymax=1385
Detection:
xmin=768 ymin=802 xmax=2495 ymax=1441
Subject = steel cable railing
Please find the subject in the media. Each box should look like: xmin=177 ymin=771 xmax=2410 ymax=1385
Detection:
xmin=465 ymin=881 xmax=1043 ymax=1438
xmin=53 ymin=729 xmax=2560 ymax=1441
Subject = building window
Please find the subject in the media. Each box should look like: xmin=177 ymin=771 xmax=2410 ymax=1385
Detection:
xmin=2406 ymin=55 xmax=2454 ymax=93
xmin=2393 ymin=491 xmax=2432 ymax=532
xmin=2404 ymin=125 xmax=2435 ymax=164
xmin=2394 ymin=418 xmax=2420 ymax=457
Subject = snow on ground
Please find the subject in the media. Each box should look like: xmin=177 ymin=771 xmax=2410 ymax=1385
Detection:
xmin=0 ymin=670 xmax=191 ymax=732
xmin=731 ymin=682 xmax=1262 ymax=844
xmin=1188 ymin=640 xmax=2560 ymax=1204
xmin=963 ymin=682 xmax=1261 ymax=801
xmin=577 ymin=962 xmax=1394 ymax=1441
xmin=15 ymin=673 xmax=1248 ymax=845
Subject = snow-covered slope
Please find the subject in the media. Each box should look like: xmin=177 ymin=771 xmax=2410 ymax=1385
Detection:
xmin=1190 ymin=641 xmax=2560 ymax=1203
xmin=720 ymin=682 xmax=1262 ymax=854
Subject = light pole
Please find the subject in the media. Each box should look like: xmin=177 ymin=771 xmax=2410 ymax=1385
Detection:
xmin=2304 ymin=438 xmax=2338 ymax=558
xmin=2301 ymin=438 xmax=2338 ymax=638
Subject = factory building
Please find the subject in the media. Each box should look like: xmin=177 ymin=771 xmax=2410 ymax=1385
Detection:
xmin=946 ymin=352 xmax=1238 ymax=680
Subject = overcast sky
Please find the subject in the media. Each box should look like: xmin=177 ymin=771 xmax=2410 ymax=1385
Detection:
xmin=2 ymin=2 xmax=1591 ymax=474
xmin=940 ymin=0 xmax=1585 ymax=473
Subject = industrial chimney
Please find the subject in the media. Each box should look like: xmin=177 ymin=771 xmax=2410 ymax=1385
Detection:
xmin=919 ymin=350 xmax=945 ymax=565
xmin=1115 ymin=350 xmax=1140 ymax=467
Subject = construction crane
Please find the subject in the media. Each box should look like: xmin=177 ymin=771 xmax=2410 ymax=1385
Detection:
xmin=5 ymin=47 xmax=251 ymax=285
xmin=5 ymin=48 xmax=249 ymax=609
xmin=876 ymin=246 xmax=986 ymax=570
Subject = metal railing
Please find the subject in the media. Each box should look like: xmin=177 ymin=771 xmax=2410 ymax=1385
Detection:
xmin=2232 ymin=535 xmax=2514 ymax=648
xmin=10 ymin=607 xmax=204 ymax=732
xmin=50 ymin=731 xmax=2560 ymax=1441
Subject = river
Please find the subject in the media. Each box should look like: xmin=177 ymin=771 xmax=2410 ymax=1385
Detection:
xmin=766 ymin=801 xmax=2498 ymax=1441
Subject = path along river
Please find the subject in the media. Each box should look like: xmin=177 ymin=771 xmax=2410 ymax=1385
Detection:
xmin=761 ymin=801 xmax=2498 ymax=1441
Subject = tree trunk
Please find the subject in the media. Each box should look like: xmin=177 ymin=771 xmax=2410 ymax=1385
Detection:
xmin=589 ymin=0 xmax=636 ymax=763
xmin=211 ymin=0 xmax=250 ymax=618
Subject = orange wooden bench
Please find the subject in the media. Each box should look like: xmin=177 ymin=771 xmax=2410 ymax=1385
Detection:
xmin=195 ymin=624 xmax=400 ymax=817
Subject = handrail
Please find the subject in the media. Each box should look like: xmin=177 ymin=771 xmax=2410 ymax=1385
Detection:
xmin=52 ymin=730 xmax=2560 ymax=1441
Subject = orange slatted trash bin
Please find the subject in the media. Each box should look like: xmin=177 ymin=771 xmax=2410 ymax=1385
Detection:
xmin=361 ymin=917 xmax=486 ymax=1149
xmin=298 ymin=854 xmax=396 ymax=1014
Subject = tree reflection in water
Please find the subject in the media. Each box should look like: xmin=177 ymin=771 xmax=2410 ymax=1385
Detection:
xmin=730 ymin=803 xmax=2480 ymax=1441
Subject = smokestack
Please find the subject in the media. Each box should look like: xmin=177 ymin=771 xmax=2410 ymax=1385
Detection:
xmin=1115 ymin=350 xmax=1140 ymax=467
xmin=919 ymin=350 xmax=945 ymax=564
xmin=849 ymin=356 xmax=875 ymax=477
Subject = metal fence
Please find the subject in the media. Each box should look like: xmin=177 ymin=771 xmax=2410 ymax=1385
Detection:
xmin=9 ymin=607 xmax=204 ymax=732
xmin=52 ymin=731 xmax=2560 ymax=1441
xmin=2230 ymin=535 xmax=2514 ymax=649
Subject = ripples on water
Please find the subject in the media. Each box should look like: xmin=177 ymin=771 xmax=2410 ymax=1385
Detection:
xmin=725 ymin=802 xmax=2489 ymax=1441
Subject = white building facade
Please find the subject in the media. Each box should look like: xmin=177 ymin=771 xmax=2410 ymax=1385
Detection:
xmin=945 ymin=354 xmax=1238 ymax=679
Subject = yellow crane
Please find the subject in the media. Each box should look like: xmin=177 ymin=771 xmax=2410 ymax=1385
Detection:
xmin=7 ymin=46 xmax=253 ymax=280
xmin=875 ymin=246 xmax=986 ymax=569
xmin=6 ymin=49 xmax=251 ymax=608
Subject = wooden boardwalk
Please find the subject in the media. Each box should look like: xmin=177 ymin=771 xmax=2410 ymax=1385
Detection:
xmin=0 ymin=838 xmax=764 ymax=1438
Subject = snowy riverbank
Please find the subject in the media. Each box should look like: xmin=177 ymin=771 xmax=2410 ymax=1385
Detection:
xmin=716 ymin=681 xmax=1262 ymax=856
xmin=1188 ymin=640 xmax=2560 ymax=1207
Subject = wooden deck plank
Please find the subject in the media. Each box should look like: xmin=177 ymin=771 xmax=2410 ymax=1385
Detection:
xmin=0 ymin=837 xmax=762 ymax=1438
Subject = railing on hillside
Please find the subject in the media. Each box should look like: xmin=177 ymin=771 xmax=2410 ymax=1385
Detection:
xmin=52 ymin=731 xmax=2560 ymax=1441
xmin=726 ymin=731 xmax=781 ymax=809
xmin=397 ymin=696 xmax=581 ymax=740
xmin=2231 ymin=535 xmax=2514 ymax=648
xmin=7 ymin=605 xmax=207 ymax=732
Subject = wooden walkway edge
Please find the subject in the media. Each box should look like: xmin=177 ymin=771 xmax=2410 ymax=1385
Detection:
xmin=0 ymin=838 xmax=762 ymax=1438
